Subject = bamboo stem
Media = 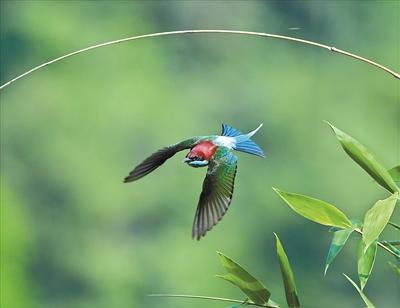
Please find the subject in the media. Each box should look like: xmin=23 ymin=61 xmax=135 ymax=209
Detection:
xmin=1 ymin=29 xmax=399 ymax=91
xmin=380 ymin=240 xmax=400 ymax=246
xmin=148 ymin=294 xmax=277 ymax=307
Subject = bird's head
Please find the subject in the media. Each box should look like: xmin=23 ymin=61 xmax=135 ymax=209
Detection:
xmin=183 ymin=141 xmax=217 ymax=168
xmin=183 ymin=152 xmax=209 ymax=168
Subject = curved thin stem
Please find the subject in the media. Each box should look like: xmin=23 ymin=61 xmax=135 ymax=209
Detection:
xmin=388 ymin=221 xmax=400 ymax=230
xmin=148 ymin=294 xmax=275 ymax=307
xmin=380 ymin=240 xmax=400 ymax=246
xmin=1 ymin=29 xmax=399 ymax=91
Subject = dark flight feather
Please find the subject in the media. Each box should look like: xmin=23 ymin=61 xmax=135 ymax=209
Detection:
xmin=192 ymin=148 xmax=238 ymax=240
xmin=124 ymin=138 xmax=199 ymax=182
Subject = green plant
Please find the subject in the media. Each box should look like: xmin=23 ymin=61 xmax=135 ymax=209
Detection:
xmin=150 ymin=234 xmax=299 ymax=307
xmin=273 ymin=122 xmax=399 ymax=304
xmin=151 ymin=122 xmax=398 ymax=307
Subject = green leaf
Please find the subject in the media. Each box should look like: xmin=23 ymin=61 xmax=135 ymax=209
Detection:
xmin=324 ymin=227 xmax=355 ymax=275
xmin=362 ymin=192 xmax=399 ymax=249
xmin=325 ymin=122 xmax=399 ymax=194
xmin=388 ymin=166 xmax=400 ymax=185
xmin=388 ymin=262 xmax=400 ymax=277
xmin=273 ymin=188 xmax=351 ymax=228
xmin=216 ymin=252 xmax=271 ymax=306
xmin=343 ymin=274 xmax=375 ymax=307
xmin=274 ymin=234 xmax=300 ymax=308
xmin=358 ymin=240 xmax=377 ymax=290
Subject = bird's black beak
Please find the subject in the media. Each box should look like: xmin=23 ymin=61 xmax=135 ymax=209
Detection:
xmin=183 ymin=157 xmax=191 ymax=164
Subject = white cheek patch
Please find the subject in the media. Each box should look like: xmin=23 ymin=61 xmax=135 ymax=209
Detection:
xmin=214 ymin=136 xmax=236 ymax=149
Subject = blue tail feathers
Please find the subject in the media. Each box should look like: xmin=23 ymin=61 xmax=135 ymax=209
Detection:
xmin=221 ymin=124 xmax=265 ymax=158
xmin=235 ymin=139 xmax=265 ymax=158
xmin=221 ymin=124 xmax=243 ymax=137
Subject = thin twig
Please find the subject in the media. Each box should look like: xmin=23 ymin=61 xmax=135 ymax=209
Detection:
xmin=388 ymin=221 xmax=400 ymax=230
xmin=380 ymin=240 xmax=400 ymax=246
xmin=354 ymin=229 xmax=399 ymax=258
xmin=148 ymin=294 xmax=276 ymax=307
xmin=1 ymin=29 xmax=399 ymax=91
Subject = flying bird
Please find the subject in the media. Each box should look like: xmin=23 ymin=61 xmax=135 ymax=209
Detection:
xmin=124 ymin=124 xmax=265 ymax=240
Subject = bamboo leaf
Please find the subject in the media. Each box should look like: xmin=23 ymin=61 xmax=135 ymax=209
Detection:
xmin=388 ymin=262 xmax=400 ymax=277
xmin=325 ymin=122 xmax=399 ymax=194
xmin=273 ymin=188 xmax=351 ymax=228
xmin=343 ymin=274 xmax=375 ymax=307
xmin=324 ymin=220 xmax=362 ymax=275
xmin=216 ymin=252 xmax=271 ymax=306
xmin=324 ymin=227 xmax=354 ymax=275
xmin=274 ymin=234 xmax=300 ymax=308
xmin=358 ymin=240 xmax=377 ymax=290
xmin=362 ymin=193 xmax=398 ymax=249
xmin=388 ymin=166 xmax=400 ymax=185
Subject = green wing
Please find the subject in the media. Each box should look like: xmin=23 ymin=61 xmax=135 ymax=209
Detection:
xmin=193 ymin=148 xmax=238 ymax=240
xmin=124 ymin=137 xmax=200 ymax=182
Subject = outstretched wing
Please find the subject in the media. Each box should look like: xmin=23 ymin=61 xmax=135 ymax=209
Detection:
xmin=192 ymin=148 xmax=238 ymax=240
xmin=124 ymin=138 xmax=199 ymax=182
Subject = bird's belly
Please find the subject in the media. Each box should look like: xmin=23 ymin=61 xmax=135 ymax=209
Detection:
xmin=214 ymin=136 xmax=235 ymax=149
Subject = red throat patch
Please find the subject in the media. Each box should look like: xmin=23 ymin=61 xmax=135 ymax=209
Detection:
xmin=188 ymin=141 xmax=217 ymax=160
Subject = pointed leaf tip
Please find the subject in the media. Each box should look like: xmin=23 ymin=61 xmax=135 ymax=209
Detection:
xmin=323 ymin=120 xmax=335 ymax=130
xmin=324 ymin=226 xmax=355 ymax=276
xmin=326 ymin=123 xmax=399 ymax=194
xmin=324 ymin=265 xmax=328 ymax=277
xmin=275 ymin=234 xmax=300 ymax=308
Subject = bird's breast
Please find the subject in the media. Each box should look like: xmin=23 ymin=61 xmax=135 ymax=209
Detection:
xmin=189 ymin=141 xmax=218 ymax=160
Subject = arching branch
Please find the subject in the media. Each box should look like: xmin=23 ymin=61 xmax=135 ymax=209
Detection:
xmin=1 ymin=29 xmax=398 ymax=91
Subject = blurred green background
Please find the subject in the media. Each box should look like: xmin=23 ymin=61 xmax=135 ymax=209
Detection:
xmin=1 ymin=0 xmax=399 ymax=307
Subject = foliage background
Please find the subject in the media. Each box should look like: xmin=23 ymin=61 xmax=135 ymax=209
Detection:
xmin=1 ymin=0 xmax=399 ymax=307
